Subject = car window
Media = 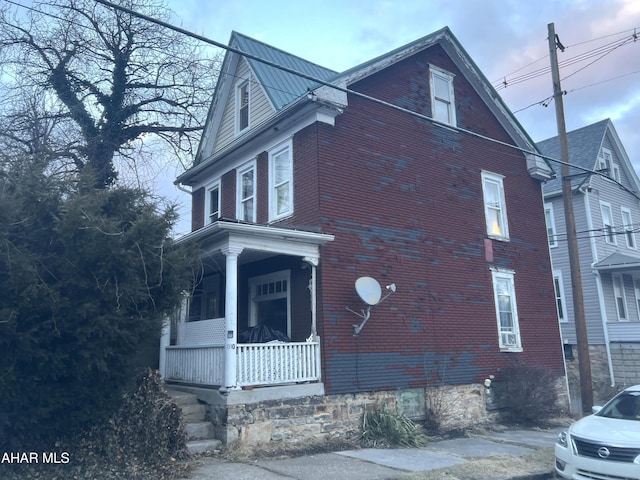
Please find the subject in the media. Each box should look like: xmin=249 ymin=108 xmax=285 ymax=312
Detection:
xmin=597 ymin=392 xmax=640 ymax=420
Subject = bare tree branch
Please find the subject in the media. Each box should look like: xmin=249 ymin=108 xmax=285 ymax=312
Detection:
xmin=0 ymin=0 xmax=221 ymax=188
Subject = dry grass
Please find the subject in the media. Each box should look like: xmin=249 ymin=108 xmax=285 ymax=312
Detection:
xmin=399 ymin=446 xmax=555 ymax=480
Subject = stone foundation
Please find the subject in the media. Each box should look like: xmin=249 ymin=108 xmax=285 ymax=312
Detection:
xmin=564 ymin=345 xmax=617 ymax=410
xmin=610 ymin=342 xmax=640 ymax=386
xmin=173 ymin=382 xmax=503 ymax=446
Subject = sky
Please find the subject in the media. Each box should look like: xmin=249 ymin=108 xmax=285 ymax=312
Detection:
xmin=139 ymin=1 xmax=640 ymax=233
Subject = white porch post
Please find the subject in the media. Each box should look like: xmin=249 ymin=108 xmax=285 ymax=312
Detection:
xmin=221 ymin=246 xmax=243 ymax=391
xmin=304 ymin=256 xmax=319 ymax=339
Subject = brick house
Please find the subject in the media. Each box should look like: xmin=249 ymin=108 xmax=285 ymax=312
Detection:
xmin=160 ymin=27 xmax=566 ymax=445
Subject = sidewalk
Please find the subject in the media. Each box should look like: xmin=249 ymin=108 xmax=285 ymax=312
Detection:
xmin=182 ymin=427 xmax=562 ymax=480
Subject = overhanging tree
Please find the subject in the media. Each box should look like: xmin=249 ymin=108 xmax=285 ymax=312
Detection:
xmin=0 ymin=161 xmax=197 ymax=450
xmin=0 ymin=0 xmax=219 ymax=187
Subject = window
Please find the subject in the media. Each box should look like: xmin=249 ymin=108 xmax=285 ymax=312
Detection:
xmin=237 ymin=163 xmax=255 ymax=222
xmin=544 ymin=203 xmax=557 ymax=248
xmin=553 ymin=271 xmax=567 ymax=322
xmin=621 ymin=207 xmax=636 ymax=249
xmin=482 ymin=171 xmax=509 ymax=240
xmin=269 ymin=143 xmax=293 ymax=220
xmin=491 ymin=269 xmax=522 ymax=351
xmin=236 ymin=80 xmax=250 ymax=133
xmin=429 ymin=65 xmax=456 ymax=126
xmin=600 ymin=202 xmax=616 ymax=245
xmin=206 ymin=183 xmax=220 ymax=224
xmin=612 ymin=274 xmax=628 ymax=321
xmin=633 ymin=276 xmax=640 ymax=320
xmin=248 ymin=270 xmax=291 ymax=337
xmin=598 ymin=148 xmax=621 ymax=182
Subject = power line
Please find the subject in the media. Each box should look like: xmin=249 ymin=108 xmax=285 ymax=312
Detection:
xmin=493 ymin=27 xmax=639 ymax=90
xmin=491 ymin=26 xmax=639 ymax=86
xmin=91 ymin=0 xmax=640 ymax=194
xmin=6 ymin=0 xmax=634 ymax=195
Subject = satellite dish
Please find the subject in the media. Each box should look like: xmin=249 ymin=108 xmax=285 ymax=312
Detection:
xmin=355 ymin=276 xmax=382 ymax=306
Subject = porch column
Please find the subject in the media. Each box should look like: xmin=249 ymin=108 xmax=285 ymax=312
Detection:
xmin=304 ymin=256 xmax=319 ymax=339
xmin=221 ymin=245 xmax=243 ymax=391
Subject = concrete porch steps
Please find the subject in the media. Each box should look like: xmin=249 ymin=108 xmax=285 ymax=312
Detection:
xmin=166 ymin=388 xmax=221 ymax=455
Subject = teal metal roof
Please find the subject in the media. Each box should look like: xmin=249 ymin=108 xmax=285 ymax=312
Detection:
xmin=231 ymin=31 xmax=337 ymax=110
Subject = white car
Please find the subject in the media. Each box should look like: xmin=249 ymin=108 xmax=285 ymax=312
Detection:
xmin=555 ymin=384 xmax=640 ymax=479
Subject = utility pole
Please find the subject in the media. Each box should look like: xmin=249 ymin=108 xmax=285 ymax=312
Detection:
xmin=548 ymin=23 xmax=593 ymax=414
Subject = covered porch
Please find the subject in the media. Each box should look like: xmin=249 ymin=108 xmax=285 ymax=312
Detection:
xmin=159 ymin=220 xmax=333 ymax=391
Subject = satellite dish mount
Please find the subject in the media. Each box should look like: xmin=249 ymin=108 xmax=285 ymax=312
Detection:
xmin=346 ymin=276 xmax=396 ymax=336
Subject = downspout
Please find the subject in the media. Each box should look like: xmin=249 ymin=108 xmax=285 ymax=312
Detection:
xmin=176 ymin=182 xmax=192 ymax=195
xmin=582 ymin=186 xmax=615 ymax=386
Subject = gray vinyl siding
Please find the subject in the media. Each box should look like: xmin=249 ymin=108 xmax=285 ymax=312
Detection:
xmin=548 ymin=191 xmax=606 ymax=344
xmin=213 ymin=59 xmax=275 ymax=154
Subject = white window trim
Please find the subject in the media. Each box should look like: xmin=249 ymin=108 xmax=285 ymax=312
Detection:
xmin=429 ymin=65 xmax=456 ymax=127
xmin=621 ymin=207 xmax=636 ymax=250
xmin=481 ymin=171 xmax=509 ymax=241
xmin=490 ymin=268 xmax=522 ymax=352
xmin=612 ymin=163 xmax=621 ymax=182
xmin=237 ymin=160 xmax=256 ymax=223
xmin=268 ymin=140 xmax=294 ymax=221
xmin=248 ymin=270 xmax=291 ymax=336
xmin=205 ymin=180 xmax=221 ymax=224
xmin=612 ymin=273 xmax=628 ymax=321
xmin=544 ymin=202 xmax=557 ymax=248
xmin=600 ymin=147 xmax=621 ymax=182
xmin=633 ymin=276 xmax=640 ymax=321
xmin=553 ymin=270 xmax=567 ymax=323
xmin=235 ymin=78 xmax=250 ymax=135
xmin=600 ymin=201 xmax=616 ymax=245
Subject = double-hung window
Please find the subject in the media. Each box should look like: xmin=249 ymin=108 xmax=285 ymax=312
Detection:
xmin=269 ymin=142 xmax=293 ymax=220
xmin=482 ymin=171 xmax=509 ymax=240
xmin=621 ymin=207 xmax=636 ymax=249
xmin=599 ymin=148 xmax=620 ymax=181
xmin=544 ymin=203 xmax=557 ymax=248
xmin=600 ymin=202 xmax=616 ymax=245
xmin=491 ymin=269 xmax=522 ymax=351
xmin=236 ymin=80 xmax=250 ymax=133
xmin=206 ymin=182 xmax=220 ymax=224
xmin=429 ymin=65 xmax=456 ymax=126
xmin=612 ymin=274 xmax=628 ymax=321
xmin=237 ymin=163 xmax=256 ymax=222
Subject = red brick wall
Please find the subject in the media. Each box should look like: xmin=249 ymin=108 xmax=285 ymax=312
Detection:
xmin=256 ymin=151 xmax=269 ymax=224
xmin=309 ymin=44 xmax=563 ymax=394
xmin=220 ymin=170 xmax=236 ymax=219
xmin=191 ymin=187 xmax=205 ymax=231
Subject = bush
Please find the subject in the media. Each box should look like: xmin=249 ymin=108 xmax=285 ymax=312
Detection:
xmin=498 ymin=364 xmax=560 ymax=425
xmin=1 ymin=369 xmax=190 ymax=480
xmin=0 ymin=168 xmax=195 ymax=451
xmin=83 ymin=369 xmax=188 ymax=464
xmin=362 ymin=404 xmax=426 ymax=447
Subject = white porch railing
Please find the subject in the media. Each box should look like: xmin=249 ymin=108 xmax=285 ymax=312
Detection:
xmin=163 ymin=318 xmax=321 ymax=387
xmin=164 ymin=344 xmax=225 ymax=385
xmin=236 ymin=342 xmax=320 ymax=386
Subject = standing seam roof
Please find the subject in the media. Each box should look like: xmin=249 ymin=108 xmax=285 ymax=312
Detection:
xmin=231 ymin=31 xmax=338 ymax=111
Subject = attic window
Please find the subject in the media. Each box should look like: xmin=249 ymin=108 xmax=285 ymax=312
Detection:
xmin=599 ymin=148 xmax=620 ymax=182
xmin=237 ymin=80 xmax=250 ymax=132
xmin=429 ymin=65 xmax=456 ymax=126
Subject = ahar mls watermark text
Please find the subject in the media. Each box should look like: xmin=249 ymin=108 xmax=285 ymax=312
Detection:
xmin=1 ymin=452 xmax=70 ymax=464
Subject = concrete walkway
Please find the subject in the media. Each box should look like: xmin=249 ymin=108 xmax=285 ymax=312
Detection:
xmin=182 ymin=427 xmax=561 ymax=480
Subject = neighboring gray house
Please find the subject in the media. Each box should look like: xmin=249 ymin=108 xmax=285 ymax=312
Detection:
xmin=538 ymin=119 xmax=640 ymax=407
